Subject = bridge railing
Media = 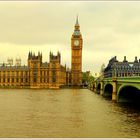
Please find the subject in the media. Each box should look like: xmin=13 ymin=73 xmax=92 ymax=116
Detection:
xmin=93 ymin=76 xmax=140 ymax=83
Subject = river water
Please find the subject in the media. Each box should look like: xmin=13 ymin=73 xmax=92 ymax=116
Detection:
xmin=0 ymin=89 xmax=139 ymax=138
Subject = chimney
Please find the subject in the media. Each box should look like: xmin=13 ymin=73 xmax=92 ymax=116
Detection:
xmin=134 ymin=56 xmax=138 ymax=63
xmin=123 ymin=56 xmax=127 ymax=62
xmin=124 ymin=56 xmax=126 ymax=61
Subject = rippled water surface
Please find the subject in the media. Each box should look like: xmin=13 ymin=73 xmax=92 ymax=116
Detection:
xmin=0 ymin=89 xmax=139 ymax=138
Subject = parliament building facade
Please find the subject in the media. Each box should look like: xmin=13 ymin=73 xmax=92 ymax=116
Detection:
xmin=0 ymin=17 xmax=83 ymax=89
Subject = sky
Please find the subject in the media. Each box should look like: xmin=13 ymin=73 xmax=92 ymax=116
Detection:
xmin=0 ymin=1 xmax=140 ymax=73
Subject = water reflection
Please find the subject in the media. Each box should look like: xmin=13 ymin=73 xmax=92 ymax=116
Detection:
xmin=0 ymin=89 xmax=139 ymax=137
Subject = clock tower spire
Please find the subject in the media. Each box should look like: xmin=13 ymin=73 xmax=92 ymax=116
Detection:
xmin=71 ymin=16 xmax=83 ymax=86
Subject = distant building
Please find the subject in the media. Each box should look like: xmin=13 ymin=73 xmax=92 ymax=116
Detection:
xmin=104 ymin=56 xmax=140 ymax=78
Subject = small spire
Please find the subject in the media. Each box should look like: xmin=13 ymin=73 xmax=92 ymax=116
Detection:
xmin=38 ymin=51 xmax=40 ymax=56
xmin=57 ymin=51 xmax=60 ymax=56
xmin=28 ymin=51 xmax=31 ymax=59
xmin=50 ymin=51 xmax=52 ymax=59
xmin=75 ymin=14 xmax=79 ymax=26
xmin=74 ymin=15 xmax=80 ymax=33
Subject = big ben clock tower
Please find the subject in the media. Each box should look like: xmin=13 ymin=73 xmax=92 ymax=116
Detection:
xmin=71 ymin=16 xmax=83 ymax=86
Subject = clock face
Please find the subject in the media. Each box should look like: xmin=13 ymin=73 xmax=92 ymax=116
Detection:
xmin=74 ymin=40 xmax=79 ymax=46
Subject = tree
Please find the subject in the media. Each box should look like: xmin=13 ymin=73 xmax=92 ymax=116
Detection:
xmin=100 ymin=63 xmax=105 ymax=76
xmin=82 ymin=71 xmax=95 ymax=88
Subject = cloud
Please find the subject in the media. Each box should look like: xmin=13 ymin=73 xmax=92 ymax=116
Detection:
xmin=0 ymin=1 xmax=140 ymax=73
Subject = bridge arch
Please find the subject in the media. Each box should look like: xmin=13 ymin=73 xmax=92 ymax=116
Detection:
xmin=104 ymin=83 xmax=113 ymax=98
xmin=117 ymin=85 xmax=140 ymax=103
xmin=97 ymin=83 xmax=101 ymax=94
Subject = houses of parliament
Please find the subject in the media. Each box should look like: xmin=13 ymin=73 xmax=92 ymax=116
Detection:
xmin=0 ymin=17 xmax=83 ymax=89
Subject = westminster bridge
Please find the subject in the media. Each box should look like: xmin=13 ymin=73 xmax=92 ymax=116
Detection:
xmin=90 ymin=76 xmax=140 ymax=103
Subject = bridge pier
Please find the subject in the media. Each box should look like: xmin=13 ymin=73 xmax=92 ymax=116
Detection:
xmin=94 ymin=82 xmax=97 ymax=93
xmin=100 ymin=81 xmax=104 ymax=95
xmin=112 ymin=78 xmax=117 ymax=101
xmin=89 ymin=83 xmax=92 ymax=90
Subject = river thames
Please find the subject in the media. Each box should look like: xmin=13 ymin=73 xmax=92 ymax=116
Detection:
xmin=0 ymin=89 xmax=139 ymax=138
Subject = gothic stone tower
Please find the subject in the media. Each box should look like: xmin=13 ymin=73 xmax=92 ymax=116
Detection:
xmin=49 ymin=51 xmax=61 ymax=88
xmin=28 ymin=51 xmax=42 ymax=88
xmin=71 ymin=16 xmax=83 ymax=86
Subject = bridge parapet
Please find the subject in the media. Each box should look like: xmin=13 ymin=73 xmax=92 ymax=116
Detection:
xmin=117 ymin=77 xmax=140 ymax=83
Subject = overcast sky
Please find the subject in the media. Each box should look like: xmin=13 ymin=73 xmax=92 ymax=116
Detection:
xmin=0 ymin=1 xmax=140 ymax=73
